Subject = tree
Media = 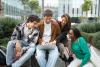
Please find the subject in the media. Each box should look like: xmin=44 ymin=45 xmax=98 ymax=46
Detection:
xmin=20 ymin=0 xmax=28 ymax=5
xmin=20 ymin=0 xmax=41 ymax=14
xmin=28 ymin=0 xmax=39 ymax=10
xmin=35 ymin=6 xmax=41 ymax=14
xmin=28 ymin=0 xmax=41 ymax=14
xmin=82 ymin=0 xmax=92 ymax=16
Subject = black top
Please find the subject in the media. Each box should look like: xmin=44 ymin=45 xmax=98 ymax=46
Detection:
xmin=56 ymin=21 xmax=71 ymax=45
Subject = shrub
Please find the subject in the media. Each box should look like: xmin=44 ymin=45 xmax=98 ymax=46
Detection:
xmin=73 ymin=22 xmax=100 ymax=33
xmin=81 ymin=32 xmax=100 ymax=50
xmin=81 ymin=32 xmax=93 ymax=43
xmin=0 ymin=17 xmax=21 ymax=47
xmin=95 ymin=22 xmax=100 ymax=32
xmin=0 ymin=17 xmax=20 ymax=38
xmin=92 ymin=32 xmax=100 ymax=50
xmin=0 ymin=37 xmax=10 ymax=47
xmin=77 ymin=23 xmax=96 ymax=33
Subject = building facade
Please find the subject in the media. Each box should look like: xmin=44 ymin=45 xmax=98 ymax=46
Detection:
xmin=58 ymin=0 xmax=100 ymax=17
xmin=1 ymin=0 xmax=32 ymax=19
xmin=38 ymin=0 xmax=58 ymax=18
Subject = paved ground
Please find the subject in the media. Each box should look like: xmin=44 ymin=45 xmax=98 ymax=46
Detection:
xmin=55 ymin=46 xmax=100 ymax=67
xmin=93 ymin=46 xmax=100 ymax=56
xmin=0 ymin=46 xmax=100 ymax=67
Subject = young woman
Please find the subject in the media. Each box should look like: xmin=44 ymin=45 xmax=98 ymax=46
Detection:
xmin=56 ymin=14 xmax=72 ymax=64
xmin=57 ymin=14 xmax=71 ymax=44
xmin=68 ymin=28 xmax=94 ymax=67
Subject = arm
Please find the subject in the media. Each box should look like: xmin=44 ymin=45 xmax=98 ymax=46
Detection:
xmin=56 ymin=34 xmax=66 ymax=43
xmin=11 ymin=24 xmax=22 ymax=40
xmin=57 ymin=23 xmax=61 ymax=37
xmin=79 ymin=37 xmax=91 ymax=67
xmin=11 ymin=28 xmax=18 ymax=40
xmin=55 ymin=22 xmax=62 ymax=43
xmin=22 ymin=29 xmax=39 ymax=51
xmin=28 ymin=29 xmax=39 ymax=48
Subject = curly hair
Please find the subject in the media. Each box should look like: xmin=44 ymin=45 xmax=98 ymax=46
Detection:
xmin=71 ymin=28 xmax=81 ymax=39
xmin=26 ymin=15 xmax=40 ymax=23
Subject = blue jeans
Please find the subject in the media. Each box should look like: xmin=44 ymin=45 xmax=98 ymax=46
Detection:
xmin=6 ymin=40 xmax=35 ymax=67
xmin=36 ymin=45 xmax=59 ymax=67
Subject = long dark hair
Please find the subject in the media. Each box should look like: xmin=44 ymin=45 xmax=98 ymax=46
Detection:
xmin=61 ymin=14 xmax=71 ymax=24
xmin=61 ymin=14 xmax=71 ymax=34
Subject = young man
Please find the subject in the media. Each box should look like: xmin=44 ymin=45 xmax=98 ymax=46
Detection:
xmin=36 ymin=9 xmax=61 ymax=67
xmin=6 ymin=15 xmax=40 ymax=67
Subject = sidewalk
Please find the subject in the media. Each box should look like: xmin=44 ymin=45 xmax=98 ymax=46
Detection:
xmin=93 ymin=46 xmax=100 ymax=56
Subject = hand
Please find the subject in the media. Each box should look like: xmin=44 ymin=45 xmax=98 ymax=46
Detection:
xmin=15 ymin=41 xmax=23 ymax=59
xmin=50 ymin=40 xmax=56 ymax=45
xmin=15 ymin=51 xmax=22 ymax=59
xmin=41 ymin=41 xmax=45 ymax=45
xmin=77 ymin=65 xmax=80 ymax=67
xmin=15 ymin=41 xmax=22 ymax=52
xmin=72 ymin=54 xmax=76 ymax=59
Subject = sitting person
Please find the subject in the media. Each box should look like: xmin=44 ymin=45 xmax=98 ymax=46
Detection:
xmin=67 ymin=28 xmax=94 ymax=67
xmin=36 ymin=9 xmax=61 ymax=67
xmin=6 ymin=15 xmax=40 ymax=67
xmin=56 ymin=14 xmax=73 ymax=64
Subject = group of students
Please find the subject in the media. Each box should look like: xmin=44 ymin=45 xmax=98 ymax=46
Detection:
xmin=6 ymin=9 xmax=98 ymax=67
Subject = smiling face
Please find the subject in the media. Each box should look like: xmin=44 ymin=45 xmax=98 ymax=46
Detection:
xmin=44 ymin=16 xmax=52 ymax=24
xmin=43 ymin=9 xmax=53 ymax=24
xmin=26 ymin=21 xmax=37 ymax=29
xmin=26 ymin=15 xmax=40 ymax=29
xmin=68 ymin=29 xmax=75 ymax=41
xmin=68 ymin=28 xmax=81 ymax=41
xmin=61 ymin=16 xmax=68 ymax=23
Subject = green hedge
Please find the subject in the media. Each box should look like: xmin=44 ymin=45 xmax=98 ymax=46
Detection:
xmin=74 ymin=22 xmax=100 ymax=33
xmin=0 ymin=17 xmax=20 ymax=38
xmin=0 ymin=17 xmax=20 ymax=46
xmin=95 ymin=22 xmax=100 ymax=32
xmin=92 ymin=32 xmax=100 ymax=49
xmin=81 ymin=32 xmax=93 ymax=42
xmin=0 ymin=38 xmax=10 ymax=47
xmin=81 ymin=32 xmax=100 ymax=50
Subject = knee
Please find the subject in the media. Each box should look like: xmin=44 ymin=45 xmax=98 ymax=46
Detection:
xmin=55 ymin=51 xmax=59 ymax=57
xmin=26 ymin=48 xmax=35 ymax=55
xmin=7 ymin=41 xmax=15 ymax=48
xmin=36 ymin=51 xmax=45 ymax=59
xmin=50 ymin=50 xmax=59 ymax=58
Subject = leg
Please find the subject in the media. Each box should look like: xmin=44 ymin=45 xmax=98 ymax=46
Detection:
xmin=36 ymin=45 xmax=46 ymax=67
xmin=58 ymin=43 xmax=69 ymax=59
xmin=6 ymin=41 xmax=16 ymax=66
xmin=83 ymin=62 xmax=94 ymax=67
xmin=12 ymin=45 xmax=35 ymax=67
xmin=68 ymin=58 xmax=82 ymax=67
xmin=46 ymin=46 xmax=59 ymax=67
xmin=57 ymin=43 xmax=65 ymax=58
